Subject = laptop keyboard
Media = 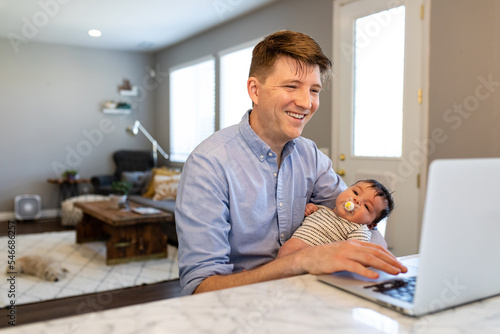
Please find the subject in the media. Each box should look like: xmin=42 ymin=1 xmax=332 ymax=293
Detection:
xmin=364 ymin=276 xmax=417 ymax=303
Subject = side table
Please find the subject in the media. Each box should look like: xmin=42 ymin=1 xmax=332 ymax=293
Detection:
xmin=47 ymin=178 xmax=91 ymax=202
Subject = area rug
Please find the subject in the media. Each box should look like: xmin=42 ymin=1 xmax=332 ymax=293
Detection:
xmin=0 ymin=231 xmax=178 ymax=307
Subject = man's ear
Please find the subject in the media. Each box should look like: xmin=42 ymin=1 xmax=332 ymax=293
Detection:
xmin=247 ymin=77 xmax=259 ymax=105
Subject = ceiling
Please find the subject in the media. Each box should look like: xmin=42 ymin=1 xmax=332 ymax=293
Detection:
xmin=0 ymin=0 xmax=278 ymax=52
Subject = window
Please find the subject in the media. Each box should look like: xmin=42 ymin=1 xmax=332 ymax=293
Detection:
xmin=353 ymin=6 xmax=405 ymax=157
xmin=169 ymin=57 xmax=215 ymax=163
xmin=219 ymin=45 xmax=254 ymax=129
xmin=169 ymin=42 xmax=256 ymax=163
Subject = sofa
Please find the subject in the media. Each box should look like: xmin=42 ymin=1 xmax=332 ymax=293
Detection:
xmin=91 ymin=150 xmax=181 ymax=246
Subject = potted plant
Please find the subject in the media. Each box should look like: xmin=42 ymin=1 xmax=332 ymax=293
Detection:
xmin=62 ymin=169 xmax=79 ymax=181
xmin=110 ymin=181 xmax=132 ymax=209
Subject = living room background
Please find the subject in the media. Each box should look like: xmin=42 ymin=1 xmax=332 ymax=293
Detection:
xmin=1 ymin=0 xmax=499 ymax=218
xmin=0 ymin=0 xmax=335 ymax=216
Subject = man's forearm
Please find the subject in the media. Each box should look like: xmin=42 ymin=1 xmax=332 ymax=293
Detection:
xmin=194 ymin=251 xmax=306 ymax=294
xmin=194 ymin=240 xmax=406 ymax=294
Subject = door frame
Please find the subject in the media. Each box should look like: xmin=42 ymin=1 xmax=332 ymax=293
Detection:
xmin=331 ymin=0 xmax=431 ymax=251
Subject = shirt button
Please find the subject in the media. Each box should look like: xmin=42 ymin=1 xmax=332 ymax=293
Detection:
xmin=268 ymin=152 xmax=273 ymax=156
xmin=273 ymin=172 xmax=277 ymax=177
xmin=279 ymin=202 xmax=283 ymax=207
xmin=260 ymin=155 xmax=264 ymax=160
xmin=281 ymin=234 xmax=285 ymax=239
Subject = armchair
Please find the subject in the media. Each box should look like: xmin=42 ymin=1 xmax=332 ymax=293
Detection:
xmin=91 ymin=150 xmax=154 ymax=195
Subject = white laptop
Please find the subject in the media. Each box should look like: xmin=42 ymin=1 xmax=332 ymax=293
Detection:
xmin=318 ymin=158 xmax=500 ymax=316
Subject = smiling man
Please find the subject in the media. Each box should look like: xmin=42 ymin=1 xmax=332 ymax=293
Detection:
xmin=175 ymin=31 xmax=406 ymax=295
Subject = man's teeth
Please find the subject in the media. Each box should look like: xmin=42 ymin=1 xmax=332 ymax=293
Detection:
xmin=285 ymin=111 xmax=305 ymax=119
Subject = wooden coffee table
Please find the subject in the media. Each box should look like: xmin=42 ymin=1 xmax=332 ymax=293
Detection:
xmin=74 ymin=200 xmax=173 ymax=265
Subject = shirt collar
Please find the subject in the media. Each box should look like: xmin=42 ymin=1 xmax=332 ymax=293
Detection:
xmin=239 ymin=110 xmax=296 ymax=163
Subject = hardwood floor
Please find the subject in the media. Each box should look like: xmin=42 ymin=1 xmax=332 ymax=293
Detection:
xmin=0 ymin=218 xmax=182 ymax=328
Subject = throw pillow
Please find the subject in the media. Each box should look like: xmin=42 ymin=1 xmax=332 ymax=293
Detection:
xmin=140 ymin=170 xmax=153 ymax=194
xmin=121 ymin=171 xmax=147 ymax=195
xmin=152 ymin=174 xmax=182 ymax=201
xmin=142 ymin=167 xmax=181 ymax=198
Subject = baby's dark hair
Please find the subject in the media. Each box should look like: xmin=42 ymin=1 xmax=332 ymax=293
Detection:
xmin=353 ymin=179 xmax=395 ymax=225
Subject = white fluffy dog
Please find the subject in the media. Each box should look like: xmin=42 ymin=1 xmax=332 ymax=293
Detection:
xmin=12 ymin=255 xmax=69 ymax=282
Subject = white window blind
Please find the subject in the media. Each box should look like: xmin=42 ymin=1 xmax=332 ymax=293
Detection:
xmin=169 ymin=58 xmax=215 ymax=163
xmin=220 ymin=45 xmax=254 ymax=129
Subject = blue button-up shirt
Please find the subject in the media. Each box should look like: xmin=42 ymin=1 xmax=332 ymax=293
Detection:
xmin=175 ymin=111 xmax=346 ymax=295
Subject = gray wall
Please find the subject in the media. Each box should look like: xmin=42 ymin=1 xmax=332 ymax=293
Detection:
xmin=428 ymin=0 xmax=500 ymax=162
xmin=0 ymin=40 xmax=158 ymax=213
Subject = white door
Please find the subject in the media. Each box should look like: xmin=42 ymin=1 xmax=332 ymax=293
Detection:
xmin=333 ymin=0 xmax=429 ymax=256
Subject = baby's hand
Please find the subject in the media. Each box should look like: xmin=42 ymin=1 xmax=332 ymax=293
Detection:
xmin=305 ymin=203 xmax=319 ymax=216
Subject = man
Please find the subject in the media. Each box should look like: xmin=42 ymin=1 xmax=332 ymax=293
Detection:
xmin=175 ymin=30 xmax=406 ymax=295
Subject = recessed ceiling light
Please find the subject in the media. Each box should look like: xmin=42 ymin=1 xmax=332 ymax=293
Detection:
xmin=88 ymin=29 xmax=102 ymax=37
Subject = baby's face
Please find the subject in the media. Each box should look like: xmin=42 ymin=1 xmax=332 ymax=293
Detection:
xmin=334 ymin=182 xmax=388 ymax=226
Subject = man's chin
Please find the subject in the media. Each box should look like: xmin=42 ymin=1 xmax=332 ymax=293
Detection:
xmin=285 ymin=125 xmax=306 ymax=140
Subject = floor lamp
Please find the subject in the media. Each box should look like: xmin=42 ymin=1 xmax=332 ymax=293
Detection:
xmin=126 ymin=120 xmax=169 ymax=167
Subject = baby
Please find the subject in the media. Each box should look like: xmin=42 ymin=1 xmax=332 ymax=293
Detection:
xmin=278 ymin=179 xmax=394 ymax=257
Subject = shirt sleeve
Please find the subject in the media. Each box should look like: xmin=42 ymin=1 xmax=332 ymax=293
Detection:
xmin=347 ymin=225 xmax=372 ymax=242
xmin=175 ymin=152 xmax=233 ymax=295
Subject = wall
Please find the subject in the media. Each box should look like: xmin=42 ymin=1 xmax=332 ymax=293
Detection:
xmin=154 ymin=0 xmax=335 ymax=158
xmin=0 ymin=39 xmax=158 ymax=214
xmin=428 ymin=0 xmax=500 ymax=162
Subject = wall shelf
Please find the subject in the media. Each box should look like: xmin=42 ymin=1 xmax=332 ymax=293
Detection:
xmin=119 ymin=86 xmax=138 ymax=97
xmin=102 ymin=108 xmax=131 ymax=115
xmin=101 ymin=81 xmax=137 ymax=114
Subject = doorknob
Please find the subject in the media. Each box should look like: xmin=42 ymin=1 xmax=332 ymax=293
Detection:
xmin=336 ymin=169 xmax=346 ymax=176
xmin=339 ymin=153 xmax=346 ymax=161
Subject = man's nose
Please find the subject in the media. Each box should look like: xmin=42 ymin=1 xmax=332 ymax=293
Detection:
xmin=295 ymin=89 xmax=312 ymax=109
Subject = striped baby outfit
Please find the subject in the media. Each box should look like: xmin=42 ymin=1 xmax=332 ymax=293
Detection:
xmin=291 ymin=205 xmax=371 ymax=246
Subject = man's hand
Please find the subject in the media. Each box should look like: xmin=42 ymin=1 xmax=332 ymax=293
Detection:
xmin=296 ymin=240 xmax=407 ymax=279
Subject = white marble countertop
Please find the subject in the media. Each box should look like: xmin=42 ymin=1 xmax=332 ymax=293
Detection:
xmin=4 ymin=274 xmax=500 ymax=333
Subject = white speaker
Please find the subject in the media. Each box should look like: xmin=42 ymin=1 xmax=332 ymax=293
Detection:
xmin=14 ymin=194 xmax=42 ymax=220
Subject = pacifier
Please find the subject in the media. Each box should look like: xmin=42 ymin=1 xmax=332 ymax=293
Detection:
xmin=344 ymin=201 xmax=355 ymax=212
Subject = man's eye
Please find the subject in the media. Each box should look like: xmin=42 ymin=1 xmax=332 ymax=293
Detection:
xmin=353 ymin=190 xmax=358 ymax=195
xmin=285 ymin=85 xmax=297 ymax=89
xmin=311 ymin=89 xmax=320 ymax=94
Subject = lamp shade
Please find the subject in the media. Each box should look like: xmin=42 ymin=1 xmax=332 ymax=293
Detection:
xmin=126 ymin=120 xmax=140 ymax=136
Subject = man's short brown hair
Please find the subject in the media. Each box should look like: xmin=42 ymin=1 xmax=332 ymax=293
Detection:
xmin=249 ymin=30 xmax=333 ymax=84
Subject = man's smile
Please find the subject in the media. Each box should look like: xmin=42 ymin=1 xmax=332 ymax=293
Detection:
xmin=285 ymin=111 xmax=306 ymax=120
